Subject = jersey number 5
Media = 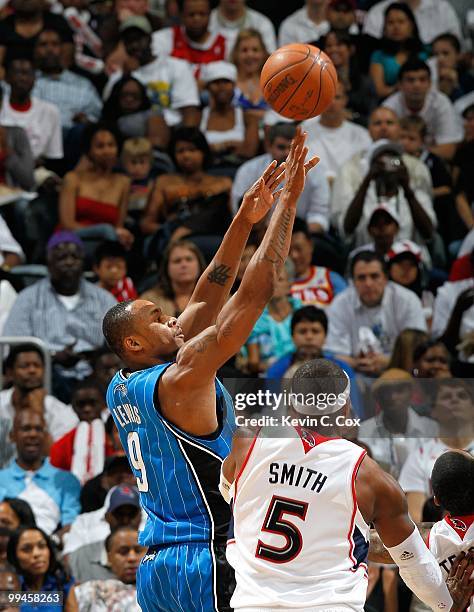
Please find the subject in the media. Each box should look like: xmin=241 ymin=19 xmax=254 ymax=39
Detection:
xmin=256 ymin=495 xmax=308 ymax=563
xmin=127 ymin=431 xmax=149 ymax=492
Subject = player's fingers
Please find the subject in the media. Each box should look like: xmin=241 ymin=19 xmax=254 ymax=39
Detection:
xmin=304 ymin=156 xmax=320 ymax=174
xmin=454 ymin=551 xmax=468 ymax=580
xmin=261 ymin=160 xmax=278 ymax=182
xmin=268 ymin=164 xmax=286 ymax=189
xmin=298 ymin=146 xmax=309 ymax=164
xmin=250 ymin=177 xmax=264 ymax=196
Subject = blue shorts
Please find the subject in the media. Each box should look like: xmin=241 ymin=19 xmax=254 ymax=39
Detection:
xmin=136 ymin=541 xmax=234 ymax=612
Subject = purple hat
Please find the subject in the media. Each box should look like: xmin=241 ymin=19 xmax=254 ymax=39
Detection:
xmin=107 ymin=484 xmax=140 ymax=513
xmin=47 ymin=231 xmax=84 ymax=254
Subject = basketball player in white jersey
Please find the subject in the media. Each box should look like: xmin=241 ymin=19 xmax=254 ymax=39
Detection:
xmin=221 ymin=359 xmax=471 ymax=612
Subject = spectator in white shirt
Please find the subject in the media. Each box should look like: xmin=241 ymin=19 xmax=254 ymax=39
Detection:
xmin=398 ymin=378 xmax=474 ymax=522
xmin=0 ymin=343 xmax=78 ymax=446
xmin=0 ymin=53 xmax=62 ymax=162
xmin=231 ymin=122 xmax=330 ymax=233
xmin=331 ymin=106 xmax=433 ymax=232
xmin=105 ymin=16 xmax=200 ymax=127
xmin=302 ymin=81 xmax=372 ymax=183
xmin=325 ymin=250 xmax=427 ymax=376
xmin=342 ymin=139 xmax=435 ymax=248
xmin=383 ymin=59 xmax=463 ymax=160
xmin=357 ymin=368 xmax=438 ymax=478
xmin=362 ymin=0 xmax=463 ymax=46
xmin=278 ymin=0 xmax=330 ymax=48
xmin=209 ymin=0 xmax=276 ymax=56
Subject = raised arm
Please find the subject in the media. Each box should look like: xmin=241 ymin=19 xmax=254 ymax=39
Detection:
xmin=160 ymin=131 xmax=318 ymax=434
xmin=177 ymin=160 xmax=287 ymax=340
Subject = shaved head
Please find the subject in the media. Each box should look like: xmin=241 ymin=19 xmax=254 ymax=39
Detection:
xmin=103 ymin=300 xmax=135 ymax=358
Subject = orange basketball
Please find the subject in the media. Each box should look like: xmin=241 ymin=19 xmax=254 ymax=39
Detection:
xmin=260 ymin=43 xmax=338 ymax=121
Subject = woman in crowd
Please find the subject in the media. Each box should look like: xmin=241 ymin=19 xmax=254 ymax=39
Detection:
xmin=388 ymin=328 xmax=430 ymax=373
xmin=200 ymin=61 xmax=259 ymax=171
xmin=411 ymin=338 xmax=452 ymax=415
xmin=67 ymin=526 xmax=145 ymax=611
xmin=323 ymin=29 xmax=376 ymax=126
xmin=232 ymin=29 xmax=269 ymax=118
xmin=101 ymin=76 xmax=169 ymax=150
xmin=0 ymin=499 xmax=36 ymax=532
xmin=140 ymin=239 xmax=206 ymax=316
xmin=59 ymin=122 xmax=134 ymax=250
xmin=412 ymin=338 xmax=452 ymax=379
xmin=246 ymin=259 xmax=302 ymax=374
xmin=140 ymin=127 xmax=232 ymax=261
xmin=7 ymin=527 xmax=74 ymax=610
xmin=369 ymin=2 xmax=427 ymax=100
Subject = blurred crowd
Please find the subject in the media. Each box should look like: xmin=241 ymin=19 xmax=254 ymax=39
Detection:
xmin=0 ymin=0 xmax=473 ymax=609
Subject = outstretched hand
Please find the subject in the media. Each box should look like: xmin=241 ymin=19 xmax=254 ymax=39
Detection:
xmin=282 ymin=127 xmax=319 ymax=199
xmin=447 ymin=550 xmax=474 ymax=612
xmin=239 ymin=159 xmax=287 ymax=224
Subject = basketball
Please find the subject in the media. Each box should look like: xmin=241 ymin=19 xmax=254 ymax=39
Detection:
xmin=260 ymin=43 xmax=338 ymax=121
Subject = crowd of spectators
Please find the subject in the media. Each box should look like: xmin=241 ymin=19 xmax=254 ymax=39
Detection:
xmin=0 ymin=0 xmax=473 ymax=609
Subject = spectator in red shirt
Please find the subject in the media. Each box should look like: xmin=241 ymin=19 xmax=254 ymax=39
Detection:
xmin=49 ymin=381 xmax=114 ymax=484
xmin=449 ymin=248 xmax=474 ymax=282
xmin=93 ymin=241 xmax=137 ymax=303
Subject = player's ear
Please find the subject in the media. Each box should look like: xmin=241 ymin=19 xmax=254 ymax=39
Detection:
xmin=433 ymin=495 xmax=440 ymax=507
xmin=124 ymin=335 xmax=142 ymax=353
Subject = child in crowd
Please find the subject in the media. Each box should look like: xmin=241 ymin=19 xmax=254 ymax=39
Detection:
xmin=121 ymin=137 xmax=155 ymax=221
xmin=432 ymin=33 xmax=474 ymax=101
xmin=93 ymin=240 xmax=137 ymax=302
xmin=399 ymin=116 xmax=456 ymax=249
xmin=265 ymin=305 xmax=362 ymax=417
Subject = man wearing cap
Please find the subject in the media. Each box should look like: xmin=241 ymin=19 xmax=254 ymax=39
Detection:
xmin=67 ymin=484 xmax=142 ymax=582
xmin=64 ymin=483 xmax=143 ymax=555
xmin=342 ymin=139 xmax=435 ymax=248
xmin=152 ymin=0 xmax=227 ymax=81
xmin=104 ymin=16 xmax=200 ymax=127
xmin=2 ymin=231 xmax=116 ymax=402
xmin=331 ymin=106 xmax=433 ymax=232
xmin=358 ymin=368 xmax=438 ymax=478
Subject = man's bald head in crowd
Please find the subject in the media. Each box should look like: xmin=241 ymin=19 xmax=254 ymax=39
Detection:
xmin=369 ymin=107 xmax=400 ymax=142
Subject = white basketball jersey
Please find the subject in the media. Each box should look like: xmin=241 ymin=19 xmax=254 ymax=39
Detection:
xmin=429 ymin=515 xmax=474 ymax=612
xmin=227 ymin=427 xmax=370 ymax=611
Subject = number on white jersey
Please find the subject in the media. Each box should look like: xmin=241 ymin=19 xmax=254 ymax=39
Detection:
xmin=127 ymin=431 xmax=149 ymax=492
xmin=256 ymin=495 xmax=308 ymax=563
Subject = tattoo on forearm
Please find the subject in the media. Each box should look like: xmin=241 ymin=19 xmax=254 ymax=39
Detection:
xmin=208 ymin=263 xmax=232 ymax=286
xmin=263 ymin=209 xmax=293 ymax=265
xmin=189 ymin=332 xmax=217 ymax=354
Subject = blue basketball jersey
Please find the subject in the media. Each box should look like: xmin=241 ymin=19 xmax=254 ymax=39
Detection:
xmin=106 ymin=363 xmax=236 ymax=548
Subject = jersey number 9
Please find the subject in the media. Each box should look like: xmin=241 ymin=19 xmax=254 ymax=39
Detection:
xmin=127 ymin=431 xmax=149 ymax=492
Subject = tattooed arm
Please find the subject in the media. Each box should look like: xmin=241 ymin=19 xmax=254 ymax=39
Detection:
xmin=177 ymin=162 xmax=286 ymax=340
xmin=160 ymin=130 xmax=319 ymax=434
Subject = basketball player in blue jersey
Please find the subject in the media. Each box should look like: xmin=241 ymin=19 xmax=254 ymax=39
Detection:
xmin=102 ymin=129 xmax=319 ymax=612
